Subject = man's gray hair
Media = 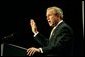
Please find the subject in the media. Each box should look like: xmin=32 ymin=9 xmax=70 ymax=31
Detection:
xmin=47 ymin=6 xmax=63 ymax=19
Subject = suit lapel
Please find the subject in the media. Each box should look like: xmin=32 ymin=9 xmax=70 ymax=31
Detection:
xmin=49 ymin=22 xmax=64 ymax=40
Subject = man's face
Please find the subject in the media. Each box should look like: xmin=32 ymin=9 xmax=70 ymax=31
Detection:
xmin=46 ymin=9 xmax=59 ymax=27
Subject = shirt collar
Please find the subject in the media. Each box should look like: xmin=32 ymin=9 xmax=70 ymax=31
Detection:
xmin=53 ymin=20 xmax=63 ymax=29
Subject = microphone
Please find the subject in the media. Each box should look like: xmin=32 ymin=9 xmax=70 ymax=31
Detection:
xmin=2 ymin=33 xmax=15 ymax=43
xmin=3 ymin=33 xmax=14 ymax=39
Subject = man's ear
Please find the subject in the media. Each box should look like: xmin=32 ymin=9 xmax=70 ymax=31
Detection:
xmin=55 ymin=13 xmax=60 ymax=18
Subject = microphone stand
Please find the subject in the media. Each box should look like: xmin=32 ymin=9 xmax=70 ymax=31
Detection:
xmin=1 ymin=33 xmax=14 ymax=56
xmin=1 ymin=43 xmax=4 ymax=56
xmin=1 ymin=33 xmax=27 ymax=56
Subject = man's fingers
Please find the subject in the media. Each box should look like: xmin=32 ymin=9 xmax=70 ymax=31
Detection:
xmin=31 ymin=50 xmax=36 ymax=56
xmin=30 ymin=19 xmax=34 ymax=23
xmin=27 ymin=48 xmax=32 ymax=55
xmin=27 ymin=48 xmax=32 ymax=52
xmin=30 ymin=19 xmax=35 ymax=25
xmin=29 ymin=49 xmax=35 ymax=56
xmin=27 ymin=47 xmax=36 ymax=56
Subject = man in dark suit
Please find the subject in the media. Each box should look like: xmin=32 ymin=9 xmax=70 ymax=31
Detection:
xmin=27 ymin=6 xmax=74 ymax=56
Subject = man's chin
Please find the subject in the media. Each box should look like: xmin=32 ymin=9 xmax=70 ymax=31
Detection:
xmin=49 ymin=24 xmax=51 ymax=26
xmin=49 ymin=24 xmax=55 ymax=27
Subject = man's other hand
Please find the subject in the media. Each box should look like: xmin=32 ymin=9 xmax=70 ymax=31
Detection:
xmin=27 ymin=47 xmax=40 ymax=56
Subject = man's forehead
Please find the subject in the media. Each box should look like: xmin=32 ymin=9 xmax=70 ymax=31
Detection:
xmin=46 ymin=9 xmax=56 ymax=15
xmin=47 ymin=9 xmax=54 ymax=12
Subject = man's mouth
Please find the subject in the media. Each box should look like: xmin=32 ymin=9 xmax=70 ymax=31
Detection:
xmin=48 ymin=21 xmax=51 ymax=25
xmin=48 ymin=21 xmax=51 ymax=23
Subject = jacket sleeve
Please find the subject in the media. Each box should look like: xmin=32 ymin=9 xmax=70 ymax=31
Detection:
xmin=34 ymin=33 xmax=49 ymax=47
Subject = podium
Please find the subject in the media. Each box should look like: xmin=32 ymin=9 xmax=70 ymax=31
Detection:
xmin=1 ymin=43 xmax=27 ymax=56
xmin=1 ymin=33 xmax=28 ymax=56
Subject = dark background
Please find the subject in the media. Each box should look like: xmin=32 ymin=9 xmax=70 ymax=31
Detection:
xmin=0 ymin=0 xmax=84 ymax=56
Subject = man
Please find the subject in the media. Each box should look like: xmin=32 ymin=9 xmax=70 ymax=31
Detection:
xmin=27 ymin=6 xmax=74 ymax=56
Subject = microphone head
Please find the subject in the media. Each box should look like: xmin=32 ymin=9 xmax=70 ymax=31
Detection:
xmin=2 ymin=33 xmax=15 ymax=43
xmin=4 ymin=33 xmax=14 ymax=39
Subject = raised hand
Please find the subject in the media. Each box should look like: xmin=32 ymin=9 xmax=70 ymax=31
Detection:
xmin=30 ymin=19 xmax=38 ymax=34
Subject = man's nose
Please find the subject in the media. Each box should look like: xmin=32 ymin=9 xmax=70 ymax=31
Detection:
xmin=47 ymin=17 xmax=49 ymax=20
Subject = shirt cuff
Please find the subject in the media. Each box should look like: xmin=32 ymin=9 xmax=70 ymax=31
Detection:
xmin=33 ymin=32 xmax=39 ymax=37
xmin=39 ymin=48 xmax=43 ymax=53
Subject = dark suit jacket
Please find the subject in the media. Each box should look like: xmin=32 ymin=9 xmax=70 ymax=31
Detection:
xmin=34 ymin=21 xmax=74 ymax=56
